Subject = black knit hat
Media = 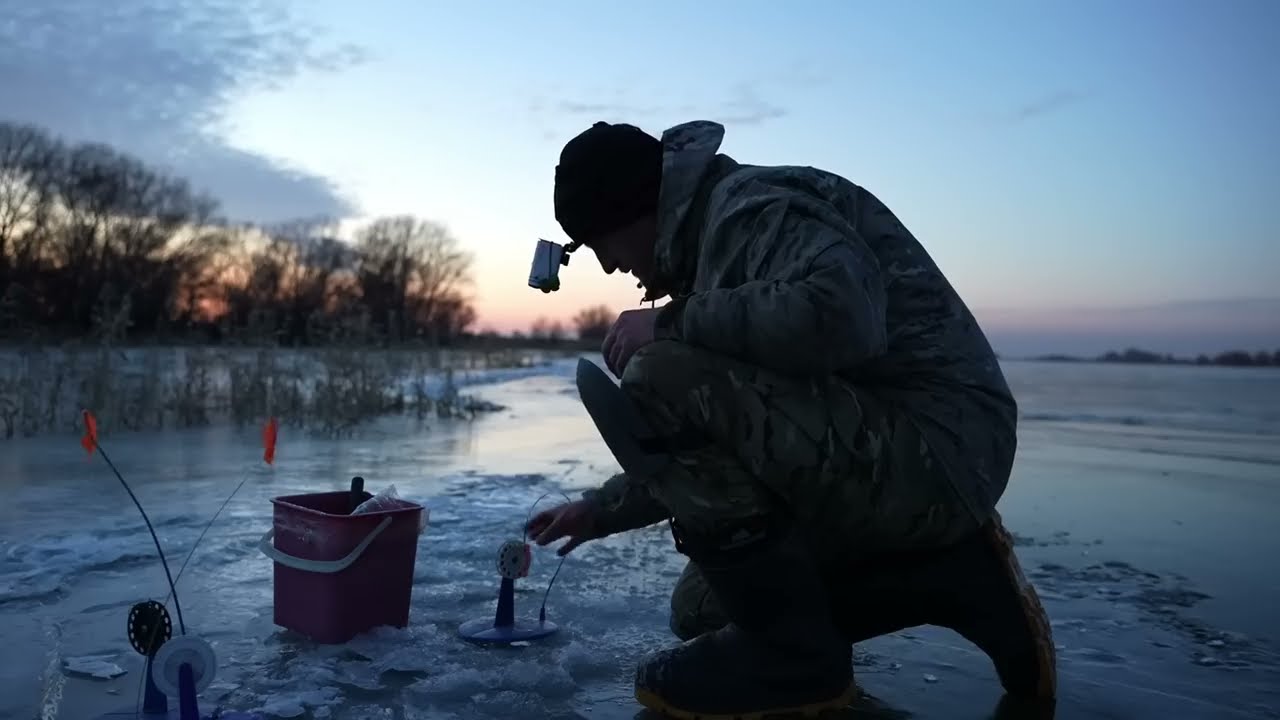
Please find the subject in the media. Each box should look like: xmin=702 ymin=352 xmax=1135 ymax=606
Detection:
xmin=554 ymin=122 xmax=662 ymax=246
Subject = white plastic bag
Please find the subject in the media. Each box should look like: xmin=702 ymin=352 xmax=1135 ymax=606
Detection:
xmin=352 ymin=484 xmax=402 ymax=515
xmin=351 ymin=484 xmax=428 ymax=532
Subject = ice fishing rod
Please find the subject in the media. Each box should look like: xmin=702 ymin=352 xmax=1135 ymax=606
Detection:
xmin=130 ymin=454 xmax=262 ymax=716
xmin=457 ymin=474 xmax=578 ymax=645
xmin=80 ymin=410 xmax=277 ymax=720
xmin=130 ymin=417 xmax=277 ymax=708
xmin=82 ymin=411 xmax=188 ymax=636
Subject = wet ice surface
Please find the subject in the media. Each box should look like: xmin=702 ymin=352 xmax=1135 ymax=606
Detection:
xmin=2 ymin=358 xmax=1279 ymax=720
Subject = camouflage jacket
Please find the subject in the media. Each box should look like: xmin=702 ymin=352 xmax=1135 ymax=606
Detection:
xmin=583 ymin=120 xmax=1017 ymax=539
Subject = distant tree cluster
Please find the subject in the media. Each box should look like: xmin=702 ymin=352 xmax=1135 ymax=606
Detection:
xmin=528 ymin=316 xmax=567 ymax=343
xmin=1038 ymin=347 xmax=1280 ymax=367
xmin=516 ymin=304 xmax=617 ymax=348
xmin=573 ymin=304 xmax=613 ymax=342
xmin=0 ymin=121 xmax=477 ymax=346
xmin=1097 ymin=348 xmax=1280 ymax=366
xmin=1191 ymin=350 xmax=1280 ymax=367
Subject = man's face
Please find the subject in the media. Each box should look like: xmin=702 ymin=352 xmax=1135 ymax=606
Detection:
xmin=585 ymin=214 xmax=657 ymax=288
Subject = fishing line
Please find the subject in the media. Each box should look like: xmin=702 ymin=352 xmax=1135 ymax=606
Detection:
xmin=171 ymin=469 xmax=254 ymax=588
xmin=522 ymin=488 xmax=574 ymax=624
xmin=522 ymin=489 xmax=573 ymax=541
xmin=167 ymin=412 xmax=275 ymax=593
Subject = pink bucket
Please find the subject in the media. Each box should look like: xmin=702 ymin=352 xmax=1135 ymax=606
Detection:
xmin=260 ymin=490 xmax=425 ymax=644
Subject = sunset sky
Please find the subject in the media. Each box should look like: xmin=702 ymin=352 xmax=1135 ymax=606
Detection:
xmin=2 ymin=0 xmax=1277 ymax=356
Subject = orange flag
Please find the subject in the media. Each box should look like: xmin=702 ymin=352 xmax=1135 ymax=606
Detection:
xmin=80 ymin=410 xmax=98 ymax=456
xmin=262 ymin=417 xmax=278 ymax=465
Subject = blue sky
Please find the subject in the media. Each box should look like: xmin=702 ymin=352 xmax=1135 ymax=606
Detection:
xmin=2 ymin=0 xmax=1277 ymax=355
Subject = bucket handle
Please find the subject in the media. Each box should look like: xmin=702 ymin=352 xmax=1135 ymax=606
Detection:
xmin=259 ymin=516 xmax=394 ymax=574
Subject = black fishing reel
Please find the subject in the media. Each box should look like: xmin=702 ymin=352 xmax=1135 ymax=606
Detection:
xmin=127 ymin=600 xmax=173 ymax=657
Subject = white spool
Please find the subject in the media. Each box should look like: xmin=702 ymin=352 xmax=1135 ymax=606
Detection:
xmin=151 ymin=635 xmax=217 ymax=697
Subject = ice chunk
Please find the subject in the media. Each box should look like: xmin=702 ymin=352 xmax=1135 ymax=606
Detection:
xmin=62 ymin=656 xmax=126 ymax=680
xmin=255 ymin=687 xmax=342 ymax=718
xmin=409 ymin=659 xmax=577 ymax=701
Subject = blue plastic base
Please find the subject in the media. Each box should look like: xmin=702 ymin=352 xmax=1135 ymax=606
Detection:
xmin=457 ymin=617 xmax=558 ymax=644
xmin=91 ymin=656 xmax=264 ymax=720
xmin=457 ymin=575 xmax=560 ymax=645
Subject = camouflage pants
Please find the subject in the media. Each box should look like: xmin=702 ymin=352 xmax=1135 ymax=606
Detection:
xmin=621 ymin=339 xmax=973 ymax=548
xmin=619 ymin=340 xmax=980 ymax=635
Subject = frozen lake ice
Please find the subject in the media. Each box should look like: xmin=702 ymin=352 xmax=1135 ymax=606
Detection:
xmin=1 ymin=356 xmax=1279 ymax=719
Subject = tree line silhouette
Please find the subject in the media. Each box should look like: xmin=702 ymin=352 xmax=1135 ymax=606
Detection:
xmin=513 ymin=305 xmax=614 ymax=346
xmin=1097 ymin=347 xmax=1280 ymax=367
xmin=1035 ymin=348 xmax=1280 ymax=367
xmin=0 ymin=120 xmax=477 ymax=346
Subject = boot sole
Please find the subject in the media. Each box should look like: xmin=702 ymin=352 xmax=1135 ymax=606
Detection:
xmin=985 ymin=510 xmax=1057 ymax=699
xmin=635 ymin=682 xmax=858 ymax=719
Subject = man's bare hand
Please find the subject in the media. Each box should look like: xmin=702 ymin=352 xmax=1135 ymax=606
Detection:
xmin=525 ymin=499 xmax=599 ymax=556
xmin=602 ymin=307 xmax=661 ymax=377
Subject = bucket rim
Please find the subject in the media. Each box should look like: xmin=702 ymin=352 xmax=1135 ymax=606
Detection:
xmin=271 ymin=491 xmax=424 ymax=518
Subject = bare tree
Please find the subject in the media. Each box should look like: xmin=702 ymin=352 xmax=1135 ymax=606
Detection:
xmin=0 ymin=123 xmax=60 ymax=290
xmin=530 ymin=316 xmax=565 ymax=344
xmin=256 ymin=218 xmax=356 ymax=342
xmin=0 ymin=122 xmax=227 ymax=337
xmin=0 ymin=120 xmax=476 ymax=346
xmin=355 ymin=215 xmax=475 ymax=343
xmin=573 ymin=304 xmax=614 ymax=341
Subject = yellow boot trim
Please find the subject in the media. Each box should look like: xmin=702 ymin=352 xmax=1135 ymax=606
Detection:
xmin=987 ymin=510 xmax=1058 ymax=700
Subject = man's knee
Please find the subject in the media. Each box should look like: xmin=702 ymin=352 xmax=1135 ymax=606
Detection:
xmin=669 ymin=560 xmax=728 ymax=640
xmin=621 ymin=339 xmax=766 ymax=452
xmin=619 ymin=339 xmax=825 ymax=535
xmin=620 ymin=339 xmax=716 ymax=408
xmin=651 ymin=449 xmax=776 ymax=537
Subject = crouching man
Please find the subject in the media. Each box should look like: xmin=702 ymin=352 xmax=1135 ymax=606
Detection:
xmin=527 ymin=119 xmax=1056 ymax=718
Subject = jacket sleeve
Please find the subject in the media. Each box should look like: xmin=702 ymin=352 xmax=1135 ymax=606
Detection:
xmin=654 ymin=196 xmax=888 ymax=376
xmin=581 ymin=472 xmax=669 ymax=537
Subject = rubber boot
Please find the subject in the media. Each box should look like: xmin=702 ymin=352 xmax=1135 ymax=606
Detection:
xmin=634 ymin=520 xmax=856 ymax=719
xmin=931 ymin=511 xmax=1056 ymax=700
xmin=836 ymin=510 xmax=1057 ymax=700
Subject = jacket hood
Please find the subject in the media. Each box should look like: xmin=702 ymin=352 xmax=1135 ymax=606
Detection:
xmin=647 ymin=120 xmax=726 ymax=300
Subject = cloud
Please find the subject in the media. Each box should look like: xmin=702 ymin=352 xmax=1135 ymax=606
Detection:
xmin=553 ymin=100 xmax=666 ymax=118
xmin=536 ymin=75 xmax=797 ymax=132
xmin=1012 ymin=90 xmax=1084 ymax=121
xmin=717 ymin=84 xmax=788 ymax=126
xmin=0 ymin=0 xmax=364 ymax=223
